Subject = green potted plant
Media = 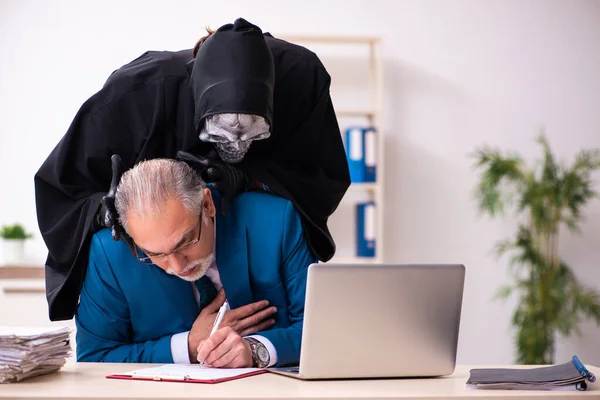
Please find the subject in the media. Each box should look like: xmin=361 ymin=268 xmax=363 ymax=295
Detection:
xmin=472 ymin=132 xmax=600 ymax=364
xmin=0 ymin=223 xmax=33 ymax=266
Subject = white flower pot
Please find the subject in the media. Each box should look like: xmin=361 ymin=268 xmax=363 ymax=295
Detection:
xmin=0 ymin=239 xmax=26 ymax=266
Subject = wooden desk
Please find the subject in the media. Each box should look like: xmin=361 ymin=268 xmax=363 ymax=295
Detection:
xmin=1 ymin=363 xmax=598 ymax=400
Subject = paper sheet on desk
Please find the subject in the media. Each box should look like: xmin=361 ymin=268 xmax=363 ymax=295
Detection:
xmin=0 ymin=326 xmax=70 ymax=340
xmin=108 ymin=364 xmax=266 ymax=383
xmin=0 ymin=325 xmax=71 ymax=383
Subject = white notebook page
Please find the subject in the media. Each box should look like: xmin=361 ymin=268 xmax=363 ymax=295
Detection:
xmin=121 ymin=364 xmax=262 ymax=381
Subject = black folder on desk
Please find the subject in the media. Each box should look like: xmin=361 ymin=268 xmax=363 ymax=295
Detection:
xmin=467 ymin=356 xmax=596 ymax=391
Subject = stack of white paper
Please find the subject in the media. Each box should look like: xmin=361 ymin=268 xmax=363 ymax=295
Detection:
xmin=0 ymin=326 xmax=71 ymax=383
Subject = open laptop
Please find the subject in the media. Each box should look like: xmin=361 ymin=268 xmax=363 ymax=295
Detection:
xmin=269 ymin=263 xmax=465 ymax=380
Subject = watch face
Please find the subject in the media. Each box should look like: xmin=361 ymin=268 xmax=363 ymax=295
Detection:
xmin=257 ymin=346 xmax=269 ymax=362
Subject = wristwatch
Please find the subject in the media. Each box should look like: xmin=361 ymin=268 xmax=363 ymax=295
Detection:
xmin=245 ymin=337 xmax=270 ymax=368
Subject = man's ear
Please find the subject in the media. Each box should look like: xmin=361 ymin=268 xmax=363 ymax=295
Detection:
xmin=203 ymin=188 xmax=216 ymax=217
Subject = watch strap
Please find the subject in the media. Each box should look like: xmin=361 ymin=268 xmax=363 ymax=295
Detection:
xmin=245 ymin=337 xmax=269 ymax=368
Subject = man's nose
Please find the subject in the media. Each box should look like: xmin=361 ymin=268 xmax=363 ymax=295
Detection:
xmin=167 ymin=253 xmax=186 ymax=274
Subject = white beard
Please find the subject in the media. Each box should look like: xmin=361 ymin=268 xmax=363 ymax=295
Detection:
xmin=166 ymin=252 xmax=215 ymax=282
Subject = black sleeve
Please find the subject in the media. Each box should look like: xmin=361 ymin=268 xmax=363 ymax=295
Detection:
xmin=35 ymin=49 xmax=194 ymax=321
xmin=34 ymin=99 xmax=114 ymax=321
xmin=245 ymin=59 xmax=350 ymax=261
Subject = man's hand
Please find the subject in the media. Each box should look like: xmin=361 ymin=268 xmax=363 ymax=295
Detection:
xmin=196 ymin=327 xmax=253 ymax=368
xmin=176 ymin=150 xmax=251 ymax=215
xmin=187 ymin=289 xmax=277 ymax=362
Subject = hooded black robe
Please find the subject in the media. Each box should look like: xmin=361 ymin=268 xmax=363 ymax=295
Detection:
xmin=34 ymin=20 xmax=350 ymax=321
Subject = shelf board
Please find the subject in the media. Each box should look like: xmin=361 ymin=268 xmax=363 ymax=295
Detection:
xmin=278 ymin=35 xmax=380 ymax=45
xmin=349 ymin=182 xmax=378 ymax=192
xmin=0 ymin=266 xmax=45 ymax=280
xmin=325 ymin=256 xmax=381 ymax=264
xmin=3 ymin=287 xmax=46 ymax=294
xmin=336 ymin=109 xmax=377 ymax=118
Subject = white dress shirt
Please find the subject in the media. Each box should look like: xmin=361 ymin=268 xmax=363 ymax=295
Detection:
xmin=170 ymin=219 xmax=278 ymax=366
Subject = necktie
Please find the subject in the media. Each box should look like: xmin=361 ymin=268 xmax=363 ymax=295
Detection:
xmin=195 ymin=275 xmax=218 ymax=310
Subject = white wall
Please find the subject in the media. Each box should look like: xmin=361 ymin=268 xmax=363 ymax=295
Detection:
xmin=1 ymin=0 xmax=599 ymax=365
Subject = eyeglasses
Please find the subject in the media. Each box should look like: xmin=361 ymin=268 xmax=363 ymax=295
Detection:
xmin=133 ymin=211 xmax=203 ymax=265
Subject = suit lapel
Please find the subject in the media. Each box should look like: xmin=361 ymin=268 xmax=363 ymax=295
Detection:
xmin=215 ymin=201 xmax=253 ymax=309
xmin=149 ymin=265 xmax=198 ymax=328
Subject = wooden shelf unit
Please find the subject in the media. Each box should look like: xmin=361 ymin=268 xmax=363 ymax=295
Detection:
xmin=279 ymin=35 xmax=384 ymax=264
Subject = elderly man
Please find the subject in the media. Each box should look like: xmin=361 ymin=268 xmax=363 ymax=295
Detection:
xmin=75 ymin=159 xmax=316 ymax=367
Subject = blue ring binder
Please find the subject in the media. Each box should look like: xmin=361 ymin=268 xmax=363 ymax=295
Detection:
xmin=572 ymin=355 xmax=596 ymax=383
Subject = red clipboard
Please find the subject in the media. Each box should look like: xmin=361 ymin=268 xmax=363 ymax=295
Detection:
xmin=107 ymin=368 xmax=267 ymax=384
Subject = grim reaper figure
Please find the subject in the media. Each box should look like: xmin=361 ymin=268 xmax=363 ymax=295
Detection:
xmin=35 ymin=18 xmax=350 ymax=321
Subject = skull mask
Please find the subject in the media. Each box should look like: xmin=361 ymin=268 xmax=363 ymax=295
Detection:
xmin=199 ymin=113 xmax=271 ymax=163
xmin=190 ymin=18 xmax=275 ymax=164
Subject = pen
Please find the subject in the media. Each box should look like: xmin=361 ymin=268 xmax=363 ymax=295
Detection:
xmin=199 ymin=300 xmax=229 ymax=367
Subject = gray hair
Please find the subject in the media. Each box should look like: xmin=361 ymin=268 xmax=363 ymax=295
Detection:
xmin=115 ymin=159 xmax=205 ymax=234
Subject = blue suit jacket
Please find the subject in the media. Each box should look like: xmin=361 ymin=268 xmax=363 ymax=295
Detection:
xmin=75 ymin=191 xmax=316 ymax=366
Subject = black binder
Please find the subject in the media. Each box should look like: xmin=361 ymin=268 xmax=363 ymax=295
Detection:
xmin=467 ymin=356 xmax=596 ymax=391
